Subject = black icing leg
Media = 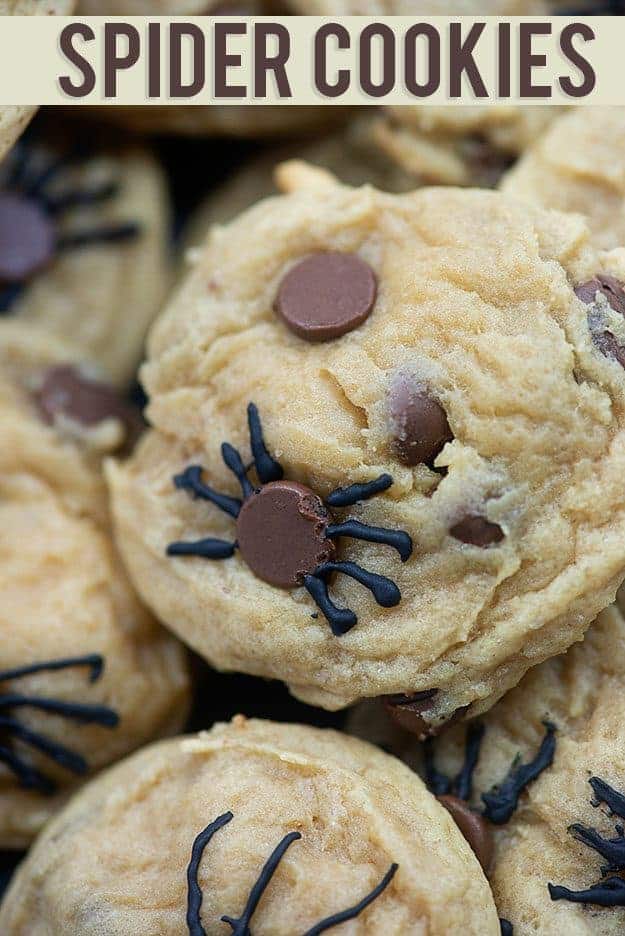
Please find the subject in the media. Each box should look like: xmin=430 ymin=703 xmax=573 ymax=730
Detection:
xmin=454 ymin=722 xmax=485 ymax=802
xmin=173 ymin=466 xmax=242 ymax=519
xmin=482 ymin=722 xmax=556 ymax=825
xmin=0 ymin=654 xmax=103 ymax=684
xmin=326 ymin=474 xmax=393 ymax=509
xmin=187 ymin=811 xmax=234 ymax=936
xmin=315 ymin=562 xmax=401 ymax=609
xmin=247 ymin=403 xmax=283 ymax=484
xmin=589 ymin=777 xmax=625 ymax=820
xmin=0 ymin=744 xmax=55 ymax=795
xmin=167 ymin=538 xmax=236 ymax=561
xmin=568 ymin=823 xmax=625 ymax=872
xmin=44 ymin=181 xmax=118 ymax=215
xmin=549 ymin=877 xmax=625 ymax=907
xmin=302 ymin=863 xmax=398 ymax=936
xmin=326 ymin=520 xmax=412 ymax=562
xmin=302 ymin=575 xmax=357 ymax=636
xmin=0 ymin=694 xmax=119 ymax=727
xmin=57 ymin=222 xmax=140 ymax=250
xmin=0 ymin=716 xmax=88 ymax=776
xmin=222 ymin=443 xmax=254 ymax=499
xmin=423 ymin=738 xmax=451 ymax=797
xmin=221 ymin=831 xmax=301 ymax=935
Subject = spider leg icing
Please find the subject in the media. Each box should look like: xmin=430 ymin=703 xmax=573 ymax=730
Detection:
xmin=56 ymin=222 xmax=140 ymax=250
xmin=247 ymin=402 xmax=283 ymax=484
xmin=326 ymin=474 xmax=393 ymax=508
xmin=549 ymin=877 xmax=625 ymax=907
xmin=169 ymin=461 xmax=243 ymax=560
xmin=326 ymin=520 xmax=412 ymax=562
xmin=302 ymin=575 xmax=357 ymax=636
xmin=44 ymin=180 xmax=118 ymax=215
xmin=425 ymin=723 xmax=486 ymax=801
xmin=481 ymin=722 xmax=556 ymax=825
xmin=221 ymin=443 xmax=255 ymax=499
xmin=173 ymin=465 xmax=242 ymax=518
xmin=221 ymin=831 xmax=302 ymax=935
xmin=167 ymin=538 xmax=236 ymax=560
xmin=0 ymin=655 xmax=119 ymax=794
xmin=187 ymin=811 xmax=234 ymax=936
xmin=303 ymin=562 xmax=401 ymax=636
xmin=301 ymin=863 xmax=398 ymax=936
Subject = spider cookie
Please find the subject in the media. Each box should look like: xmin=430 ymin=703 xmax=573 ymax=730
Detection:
xmin=108 ymin=170 xmax=625 ymax=732
xmin=0 ymin=132 xmax=171 ymax=386
xmin=0 ymin=324 xmax=190 ymax=848
xmin=0 ymin=716 xmax=500 ymax=934
xmin=374 ymin=106 xmax=559 ymax=188
xmin=501 ymin=107 xmax=625 ymax=252
xmin=357 ymin=590 xmax=625 ymax=933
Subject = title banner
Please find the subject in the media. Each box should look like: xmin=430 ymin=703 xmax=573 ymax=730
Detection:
xmin=0 ymin=16 xmax=622 ymax=105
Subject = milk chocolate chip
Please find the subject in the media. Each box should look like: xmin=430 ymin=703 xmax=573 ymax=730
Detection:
xmin=383 ymin=690 xmax=438 ymax=740
xmin=389 ymin=376 xmax=453 ymax=467
xmin=0 ymin=193 xmax=55 ymax=284
xmin=236 ymin=480 xmax=335 ymax=589
xmin=450 ymin=514 xmax=504 ymax=547
xmin=275 ymin=252 xmax=377 ymax=342
xmin=576 ymin=275 xmax=625 ymax=368
xmin=438 ymin=795 xmax=494 ymax=872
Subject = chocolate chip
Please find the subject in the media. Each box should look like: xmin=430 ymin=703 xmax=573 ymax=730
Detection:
xmin=575 ymin=275 xmax=625 ymax=317
xmin=35 ymin=365 xmax=143 ymax=447
xmin=236 ymin=480 xmax=335 ymax=588
xmin=389 ymin=376 xmax=453 ymax=467
xmin=450 ymin=514 xmax=504 ymax=547
xmin=438 ymin=795 xmax=494 ymax=872
xmin=383 ymin=690 xmax=438 ymax=740
xmin=0 ymin=193 xmax=55 ymax=283
xmin=275 ymin=253 xmax=377 ymax=342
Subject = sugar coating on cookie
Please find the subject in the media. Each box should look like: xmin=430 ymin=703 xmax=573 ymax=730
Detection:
xmin=0 ymin=717 xmax=500 ymax=934
xmin=109 ymin=175 xmax=625 ymax=730
xmin=0 ymin=323 xmax=190 ymax=847
xmin=501 ymin=106 xmax=625 ymax=251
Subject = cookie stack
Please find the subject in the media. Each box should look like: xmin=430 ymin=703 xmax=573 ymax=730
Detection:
xmin=1 ymin=3 xmax=625 ymax=935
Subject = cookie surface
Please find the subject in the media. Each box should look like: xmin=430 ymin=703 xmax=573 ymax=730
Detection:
xmin=0 ymin=135 xmax=171 ymax=385
xmin=109 ymin=174 xmax=625 ymax=730
xmin=0 ymin=717 xmax=499 ymax=934
xmin=501 ymin=106 xmax=625 ymax=251
xmin=0 ymin=322 xmax=190 ymax=847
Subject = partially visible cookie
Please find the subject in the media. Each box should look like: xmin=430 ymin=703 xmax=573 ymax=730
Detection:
xmin=501 ymin=107 xmax=625 ymax=251
xmin=375 ymin=106 xmax=559 ymax=187
xmin=0 ymin=322 xmax=190 ymax=847
xmin=0 ymin=133 xmax=171 ymax=386
xmin=351 ymin=590 xmax=625 ymax=934
xmin=0 ymin=717 xmax=500 ymax=934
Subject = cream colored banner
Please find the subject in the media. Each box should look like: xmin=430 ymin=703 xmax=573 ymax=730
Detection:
xmin=0 ymin=16 xmax=620 ymax=105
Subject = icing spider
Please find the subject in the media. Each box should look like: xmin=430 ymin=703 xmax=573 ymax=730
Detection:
xmin=0 ymin=655 xmax=119 ymax=795
xmin=423 ymin=721 xmax=556 ymax=871
xmin=549 ymin=777 xmax=625 ymax=907
xmin=167 ymin=403 xmax=413 ymax=635
xmin=0 ymin=140 xmax=140 ymax=312
xmin=186 ymin=810 xmax=398 ymax=936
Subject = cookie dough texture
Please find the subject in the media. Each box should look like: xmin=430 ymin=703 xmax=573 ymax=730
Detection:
xmin=0 ymin=323 xmax=190 ymax=847
xmin=2 ymin=142 xmax=171 ymax=386
xmin=373 ymin=592 xmax=625 ymax=934
xmin=376 ymin=106 xmax=558 ymax=186
xmin=501 ymin=107 xmax=625 ymax=252
xmin=109 ymin=176 xmax=625 ymax=728
xmin=0 ymin=717 xmax=499 ymax=935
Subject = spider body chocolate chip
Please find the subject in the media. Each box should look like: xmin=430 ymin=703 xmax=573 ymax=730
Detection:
xmin=0 ymin=193 xmax=55 ymax=283
xmin=450 ymin=514 xmax=504 ymax=547
xmin=275 ymin=252 xmax=377 ymax=342
xmin=35 ymin=365 xmax=143 ymax=446
xmin=389 ymin=376 xmax=453 ymax=467
xmin=236 ymin=481 xmax=335 ymax=589
xmin=167 ymin=403 xmax=412 ymax=635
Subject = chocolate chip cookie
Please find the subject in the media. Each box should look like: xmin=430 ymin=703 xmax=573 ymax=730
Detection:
xmin=0 ymin=716 xmax=499 ymax=934
xmin=108 ymin=169 xmax=625 ymax=734
xmin=501 ymin=106 xmax=625 ymax=251
xmin=0 ymin=322 xmax=190 ymax=847
xmin=0 ymin=134 xmax=171 ymax=386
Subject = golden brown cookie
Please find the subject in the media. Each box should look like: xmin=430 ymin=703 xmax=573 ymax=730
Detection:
xmin=501 ymin=107 xmax=625 ymax=251
xmin=0 ymin=321 xmax=190 ymax=847
xmin=0 ymin=717 xmax=500 ymax=934
xmin=0 ymin=133 xmax=171 ymax=386
xmin=109 ymin=170 xmax=625 ymax=733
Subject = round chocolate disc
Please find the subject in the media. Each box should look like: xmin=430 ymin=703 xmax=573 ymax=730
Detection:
xmin=450 ymin=514 xmax=504 ymax=548
xmin=438 ymin=795 xmax=494 ymax=872
xmin=389 ymin=376 xmax=453 ymax=467
xmin=36 ymin=365 xmax=143 ymax=445
xmin=236 ymin=480 xmax=336 ymax=588
xmin=275 ymin=252 xmax=377 ymax=342
xmin=0 ymin=193 xmax=55 ymax=283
